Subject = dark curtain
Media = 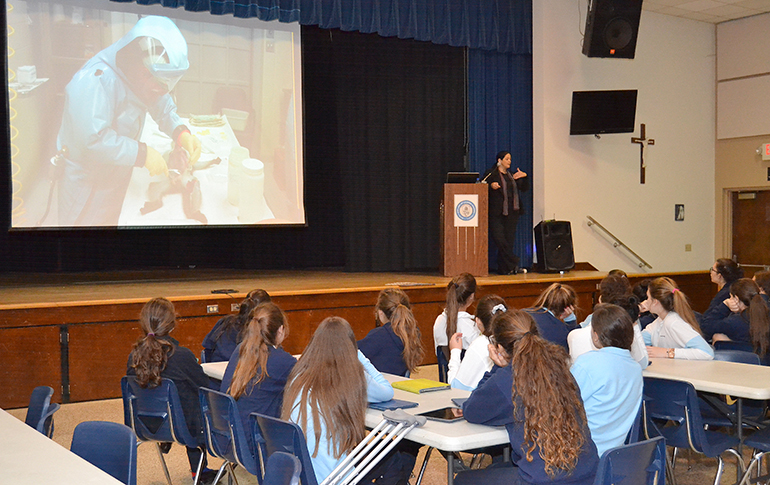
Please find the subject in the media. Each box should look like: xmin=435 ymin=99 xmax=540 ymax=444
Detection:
xmin=468 ymin=48 xmax=533 ymax=270
xmin=113 ymin=0 xmax=532 ymax=54
xmin=302 ymin=26 xmax=466 ymax=271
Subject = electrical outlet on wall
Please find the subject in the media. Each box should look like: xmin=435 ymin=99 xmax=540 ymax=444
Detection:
xmin=685 ymin=244 xmax=692 ymax=252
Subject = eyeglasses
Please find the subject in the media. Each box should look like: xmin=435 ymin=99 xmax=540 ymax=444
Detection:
xmin=709 ymin=267 xmax=717 ymax=273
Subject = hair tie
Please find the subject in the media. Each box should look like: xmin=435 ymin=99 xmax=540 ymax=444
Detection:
xmin=491 ymin=304 xmax=507 ymax=315
xmin=147 ymin=332 xmax=155 ymax=337
xmin=672 ymin=288 xmax=680 ymax=293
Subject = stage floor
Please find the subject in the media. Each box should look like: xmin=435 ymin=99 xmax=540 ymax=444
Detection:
xmin=0 ymin=268 xmax=605 ymax=308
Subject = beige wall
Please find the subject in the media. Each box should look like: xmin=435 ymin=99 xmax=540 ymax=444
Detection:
xmin=534 ymin=4 xmax=716 ymax=273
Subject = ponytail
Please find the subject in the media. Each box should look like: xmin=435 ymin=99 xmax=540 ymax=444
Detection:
xmin=229 ymin=303 xmax=287 ymax=399
xmin=750 ymin=294 xmax=770 ymax=357
xmin=650 ymin=277 xmax=701 ymax=335
xmin=444 ymin=273 xmax=476 ymax=343
xmin=130 ymin=298 xmax=176 ymax=388
xmin=390 ymin=303 xmax=425 ymax=374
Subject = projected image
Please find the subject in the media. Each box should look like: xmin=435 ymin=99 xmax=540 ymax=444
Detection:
xmin=7 ymin=1 xmax=304 ymax=228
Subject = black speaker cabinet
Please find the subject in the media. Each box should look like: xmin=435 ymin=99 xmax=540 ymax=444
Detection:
xmin=534 ymin=221 xmax=575 ymax=273
xmin=583 ymin=0 xmax=643 ymax=59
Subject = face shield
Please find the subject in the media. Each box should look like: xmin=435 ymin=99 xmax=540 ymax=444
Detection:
xmin=139 ymin=37 xmax=187 ymax=92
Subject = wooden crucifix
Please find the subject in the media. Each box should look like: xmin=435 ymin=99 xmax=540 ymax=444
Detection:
xmin=631 ymin=123 xmax=654 ymax=184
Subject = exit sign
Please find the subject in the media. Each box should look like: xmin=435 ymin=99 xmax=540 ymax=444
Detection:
xmin=763 ymin=143 xmax=770 ymax=160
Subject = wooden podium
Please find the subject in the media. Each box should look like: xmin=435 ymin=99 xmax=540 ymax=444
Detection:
xmin=440 ymin=183 xmax=488 ymax=277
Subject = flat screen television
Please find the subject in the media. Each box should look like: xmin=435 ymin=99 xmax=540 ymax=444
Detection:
xmin=569 ymin=90 xmax=638 ymax=135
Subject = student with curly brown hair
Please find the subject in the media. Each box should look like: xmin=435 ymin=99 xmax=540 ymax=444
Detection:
xmin=457 ymin=309 xmax=598 ymax=485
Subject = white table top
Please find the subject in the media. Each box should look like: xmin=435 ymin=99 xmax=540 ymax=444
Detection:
xmin=201 ymin=362 xmax=510 ymax=453
xmin=0 ymin=408 xmax=124 ymax=485
xmin=643 ymin=357 xmax=770 ymax=400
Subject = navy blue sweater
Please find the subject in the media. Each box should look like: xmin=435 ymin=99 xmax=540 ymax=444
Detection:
xmin=357 ymin=322 xmax=409 ymax=377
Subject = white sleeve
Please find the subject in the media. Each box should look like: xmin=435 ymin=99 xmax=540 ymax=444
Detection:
xmin=458 ymin=316 xmax=480 ymax=349
xmin=449 ymin=340 xmax=492 ymax=391
xmin=630 ymin=324 xmax=649 ymax=368
xmin=447 ymin=348 xmax=463 ymax=385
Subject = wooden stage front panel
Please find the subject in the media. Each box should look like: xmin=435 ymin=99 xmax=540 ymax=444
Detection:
xmin=0 ymin=270 xmax=714 ymax=409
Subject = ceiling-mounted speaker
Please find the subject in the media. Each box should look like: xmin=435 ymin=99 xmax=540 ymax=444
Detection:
xmin=583 ymin=0 xmax=643 ymax=59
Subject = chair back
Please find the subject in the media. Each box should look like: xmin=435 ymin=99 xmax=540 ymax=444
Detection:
xmin=594 ymin=437 xmax=666 ymax=485
xmin=714 ymin=340 xmax=754 ymax=352
xmin=251 ymin=413 xmax=318 ymax=485
xmin=121 ymin=376 xmax=201 ymax=448
xmin=263 ymin=452 xmax=302 ymax=485
xmin=25 ymin=386 xmax=58 ymax=437
xmin=713 ymin=349 xmax=761 ymax=364
xmin=436 ymin=346 xmax=449 ymax=383
xmin=199 ymin=387 xmax=261 ymax=478
xmin=642 ymin=377 xmax=702 ymax=451
xmin=624 ymin=402 xmax=644 ymax=445
xmin=71 ymin=421 xmax=138 ymax=485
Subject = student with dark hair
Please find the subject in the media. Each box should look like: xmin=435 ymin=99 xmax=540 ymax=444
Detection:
xmin=701 ymin=278 xmax=770 ymax=354
xmin=433 ymin=273 xmax=478 ymax=351
xmin=220 ymin=302 xmax=296 ymax=454
xmin=570 ymin=304 xmax=643 ymax=456
xmin=482 ymin=150 xmax=529 ymax=275
xmin=525 ymin=283 xmax=579 ymax=350
xmin=127 ymin=298 xmax=218 ymax=485
xmin=283 ymin=317 xmax=394 ymax=483
xmin=358 ymin=288 xmax=424 ymax=377
xmin=457 ymin=309 xmax=598 ymax=485
xmin=753 ymin=270 xmax=770 ymax=305
xmin=706 ymin=259 xmax=744 ymax=314
xmin=202 ymin=289 xmax=272 ymax=362
xmin=632 ymin=279 xmax=656 ymax=329
xmin=447 ymin=295 xmax=506 ymax=390
xmin=643 ymin=277 xmax=714 ymax=360
xmin=578 ymin=274 xmax=632 ymax=328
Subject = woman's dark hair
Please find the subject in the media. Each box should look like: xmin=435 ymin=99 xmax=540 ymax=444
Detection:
xmin=730 ymin=279 xmax=770 ymax=357
xmin=592 ymin=303 xmax=634 ymax=351
xmin=130 ymin=298 xmax=177 ymax=388
xmin=474 ymin=295 xmax=507 ymax=336
xmin=754 ymin=271 xmax=770 ymax=295
xmin=210 ymin=298 xmax=259 ymax=344
xmin=599 ymin=274 xmax=632 ymax=303
xmin=247 ymin=289 xmax=271 ymax=305
xmin=228 ymin=303 xmax=288 ymax=399
xmin=496 ymin=150 xmax=511 ymax=162
xmin=632 ymin=279 xmax=652 ymax=303
xmin=445 ymin=273 xmax=476 ymax=343
xmin=715 ymin=258 xmax=744 ymax=285
xmin=607 ymin=293 xmax=640 ymax=323
xmin=491 ymin=309 xmax=586 ymax=477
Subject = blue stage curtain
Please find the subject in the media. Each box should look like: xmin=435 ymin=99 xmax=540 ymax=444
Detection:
xmin=468 ymin=48 xmax=533 ymax=271
xmin=110 ymin=0 xmax=531 ymax=54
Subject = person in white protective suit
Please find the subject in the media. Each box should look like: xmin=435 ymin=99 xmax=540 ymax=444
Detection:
xmin=56 ymin=15 xmax=201 ymax=226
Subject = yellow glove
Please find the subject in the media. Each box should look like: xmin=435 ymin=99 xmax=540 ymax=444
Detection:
xmin=179 ymin=131 xmax=202 ymax=165
xmin=145 ymin=147 xmax=168 ymax=176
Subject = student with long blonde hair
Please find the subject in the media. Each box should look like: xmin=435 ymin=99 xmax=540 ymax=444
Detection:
xmin=358 ymin=288 xmax=425 ymax=376
xmin=643 ymin=277 xmax=714 ymax=360
xmin=433 ymin=273 xmax=478 ymax=351
xmin=282 ymin=317 xmax=394 ymax=483
xmin=221 ymin=302 xmax=296 ymax=454
xmin=127 ymin=298 xmax=218 ymax=485
xmin=457 ymin=309 xmax=598 ymax=485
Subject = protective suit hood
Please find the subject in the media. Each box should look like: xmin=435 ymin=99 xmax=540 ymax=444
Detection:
xmin=97 ymin=16 xmax=189 ymax=90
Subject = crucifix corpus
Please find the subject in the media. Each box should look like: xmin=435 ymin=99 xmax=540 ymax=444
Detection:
xmin=631 ymin=123 xmax=654 ymax=184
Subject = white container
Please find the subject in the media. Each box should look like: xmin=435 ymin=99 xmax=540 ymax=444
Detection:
xmin=238 ymin=158 xmax=265 ymax=223
xmin=227 ymin=146 xmax=249 ymax=206
xmin=222 ymin=108 xmax=249 ymax=132
xmin=17 ymin=66 xmax=36 ymax=85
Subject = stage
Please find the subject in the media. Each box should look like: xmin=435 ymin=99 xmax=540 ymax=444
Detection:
xmin=0 ymin=267 xmax=714 ymax=408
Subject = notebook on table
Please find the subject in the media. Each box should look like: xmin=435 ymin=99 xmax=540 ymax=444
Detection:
xmin=391 ymin=378 xmax=451 ymax=394
xmin=368 ymin=398 xmax=419 ymax=411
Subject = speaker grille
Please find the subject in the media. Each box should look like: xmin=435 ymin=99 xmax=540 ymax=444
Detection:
xmin=604 ymin=18 xmax=634 ymax=50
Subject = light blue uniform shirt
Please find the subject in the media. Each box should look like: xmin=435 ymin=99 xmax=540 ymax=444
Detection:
xmin=570 ymin=347 xmax=643 ymax=456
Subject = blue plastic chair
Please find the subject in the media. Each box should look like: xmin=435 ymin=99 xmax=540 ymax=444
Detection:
xmin=263 ymin=452 xmax=302 ymax=485
xmin=199 ymin=387 xmax=262 ymax=484
xmin=70 ymin=421 xmax=138 ymax=485
xmin=642 ymin=376 xmax=744 ymax=485
xmin=25 ymin=385 xmax=60 ymax=438
xmin=251 ymin=412 xmax=318 ymax=485
xmin=436 ymin=346 xmax=449 ymax=383
xmin=121 ymin=376 xmax=206 ymax=485
xmin=624 ymin=402 xmax=644 ymax=445
xmin=700 ymin=349 xmax=766 ymax=429
xmin=714 ymin=340 xmax=770 ymax=366
xmin=737 ymin=426 xmax=770 ymax=485
xmin=593 ymin=436 xmax=666 ymax=485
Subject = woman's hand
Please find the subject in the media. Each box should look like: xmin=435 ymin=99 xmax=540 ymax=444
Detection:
xmin=724 ymin=295 xmax=742 ymax=313
xmin=449 ymin=332 xmax=463 ymax=351
xmin=560 ymin=305 xmax=575 ymax=321
xmin=491 ymin=182 xmax=500 ymax=190
xmin=712 ymin=333 xmax=731 ymax=343
xmin=488 ymin=343 xmax=509 ymax=367
xmin=512 ymin=168 xmax=527 ymax=179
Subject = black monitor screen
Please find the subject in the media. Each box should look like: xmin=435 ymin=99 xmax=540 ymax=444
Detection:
xmin=569 ymin=90 xmax=638 ymax=135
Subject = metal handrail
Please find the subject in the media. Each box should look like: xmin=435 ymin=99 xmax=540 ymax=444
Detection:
xmin=586 ymin=216 xmax=653 ymax=269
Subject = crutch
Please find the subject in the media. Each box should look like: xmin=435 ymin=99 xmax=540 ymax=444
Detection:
xmin=320 ymin=409 xmax=427 ymax=485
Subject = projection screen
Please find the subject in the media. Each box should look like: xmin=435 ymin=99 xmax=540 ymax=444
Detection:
xmin=6 ymin=0 xmax=304 ymax=228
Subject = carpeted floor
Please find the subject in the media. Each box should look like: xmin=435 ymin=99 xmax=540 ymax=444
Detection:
xmin=5 ymin=364 xmax=749 ymax=485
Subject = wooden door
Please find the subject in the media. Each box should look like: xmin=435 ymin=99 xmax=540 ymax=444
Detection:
xmin=732 ymin=189 xmax=770 ymax=272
